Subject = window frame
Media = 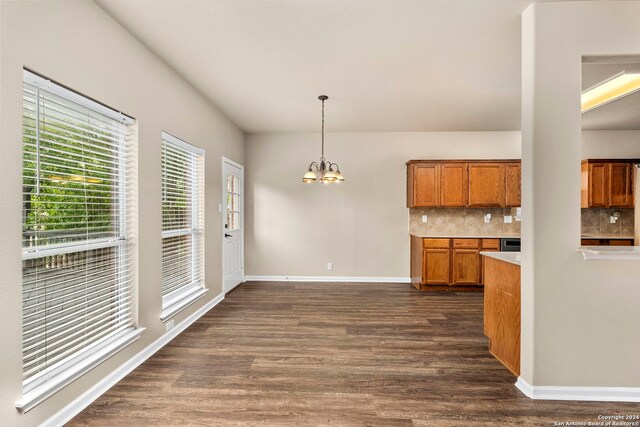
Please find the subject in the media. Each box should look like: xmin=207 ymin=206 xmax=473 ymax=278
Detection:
xmin=16 ymin=70 xmax=142 ymax=413
xmin=160 ymin=131 xmax=206 ymax=321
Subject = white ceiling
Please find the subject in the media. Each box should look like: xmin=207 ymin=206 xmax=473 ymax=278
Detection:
xmin=95 ymin=0 xmax=570 ymax=133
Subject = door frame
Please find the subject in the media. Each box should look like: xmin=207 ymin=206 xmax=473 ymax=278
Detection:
xmin=221 ymin=156 xmax=245 ymax=293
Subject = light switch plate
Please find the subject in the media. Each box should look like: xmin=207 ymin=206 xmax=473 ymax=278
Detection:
xmin=504 ymin=215 xmax=513 ymax=224
xmin=421 ymin=215 xmax=428 ymax=223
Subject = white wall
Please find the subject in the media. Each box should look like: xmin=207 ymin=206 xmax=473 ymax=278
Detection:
xmin=245 ymin=132 xmax=520 ymax=279
xmin=0 ymin=1 xmax=244 ymax=425
xmin=521 ymin=1 xmax=640 ymax=390
xmin=582 ymin=130 xmax=640 ymax=158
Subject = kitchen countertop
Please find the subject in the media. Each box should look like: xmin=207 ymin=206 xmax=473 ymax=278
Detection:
xmin=480 ymin=251 xmax=521 ymax=266
xmin=578 ymin=246 xmax=640 ymax=260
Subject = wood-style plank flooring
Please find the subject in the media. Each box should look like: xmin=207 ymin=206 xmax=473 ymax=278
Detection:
xmin=69 ymin=282 xmax=639 ymax=426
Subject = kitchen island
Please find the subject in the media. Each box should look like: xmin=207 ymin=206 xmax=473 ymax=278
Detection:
xmin=481 ymin=251 xmax=520 ymax=376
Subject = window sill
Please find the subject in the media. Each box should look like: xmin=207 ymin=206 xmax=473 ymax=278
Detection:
xmin=578 ymin=246 xmax=640 ymax=260
xmin=15 ymin=327 xmax=144 ymax=413
xmin=161 ymin=286 xmax=208 ymax=322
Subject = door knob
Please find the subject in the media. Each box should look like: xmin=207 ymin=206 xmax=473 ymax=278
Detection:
xmin=225 ymin=233 xmax=232 ymax=238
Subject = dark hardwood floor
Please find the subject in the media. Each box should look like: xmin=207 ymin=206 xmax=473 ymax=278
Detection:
xmin=69 ymin=282 xmax=639 ymax=426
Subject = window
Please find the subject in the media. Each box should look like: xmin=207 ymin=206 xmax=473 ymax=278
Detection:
xmin=161 ymin=132 xmax=205 ymax=320
xmin=227 ymin=174 xmax=241 ymax=230
xmin=18 ymin=70 xmax=140 ymax=412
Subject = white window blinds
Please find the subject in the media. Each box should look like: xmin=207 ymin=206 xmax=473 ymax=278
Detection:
xmin=161 ymin=132 xmax=205 ymax=317
xmin=20 ymin=70 xmax=137 ymax=406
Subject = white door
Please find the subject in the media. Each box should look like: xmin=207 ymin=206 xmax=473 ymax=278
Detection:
xmin=222 ymin=158 xmax=244 ymax=293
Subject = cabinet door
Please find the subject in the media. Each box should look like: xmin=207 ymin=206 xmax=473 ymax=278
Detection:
xmin=440 ymin=163 xmax=467 ymax=207
xmin=505 ymin=163 xmax=521 ymax=207
xmin=581 ymin=239 xmax=600 ymax=246
xmin=609 ymin=163 xmax=632 ymax=207
xmin=452 ymin=249 xmax=481 ymax=285
xmin=412 ymin=164 xmax=440 ymax=207
xmin=588 ymin=163 xmax=608 ymax=207
xmin=423 ymin=249 xmax=451 ymax=285
xmin=468 ymin=163 xmax=506 ymax=207
xmin=609 ymin=239 xmax=634 ymax=246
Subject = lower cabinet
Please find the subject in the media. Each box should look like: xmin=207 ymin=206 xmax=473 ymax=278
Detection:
xmin=581 ymin=238 xmax=634 ymax=246
xmin=423 ymin=248 xmax=451 ymax=284
xmin=483 ymin=256 xmax=521 ymax=376
xmin=411 ymin=237 xmax=501 ymax=288
xmin=452 ymin=248 xmax=480 ymax=284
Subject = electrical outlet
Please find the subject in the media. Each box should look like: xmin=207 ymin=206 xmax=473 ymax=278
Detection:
xmin=327 ymin=262 xmax=333 ymax=271
xmin=421 ymin=215 xmax=428 ymax=223
xmin=484 ymin=213 xmax=492 ymax=223
xmin=217 ymin=203 xmax=222 ymax=213
xmin=504 ymin=215 xmax=513 ymax=224
xmin=165 ymin=319 xmax=175 ymax=332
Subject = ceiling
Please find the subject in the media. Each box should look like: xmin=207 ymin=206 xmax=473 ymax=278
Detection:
xmin=582 ymin=59 xmax=640 ymax=130
xmin=95 ymin=0 xmax=574 ymax=133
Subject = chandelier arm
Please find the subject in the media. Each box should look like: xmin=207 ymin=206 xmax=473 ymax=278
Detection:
xmin=308 ymin=161 xmax=319 ymax=171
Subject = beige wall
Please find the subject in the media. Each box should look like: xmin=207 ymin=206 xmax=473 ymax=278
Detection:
xmin=521 ymin=1 xmax=640 ymax=388
xmin=245 ymin=132 xmax=520 ymax=279
xmin=0 ymin=1 xmax=244 ymax=425
xmin=582 ymin=130 xmax=640 ymax=158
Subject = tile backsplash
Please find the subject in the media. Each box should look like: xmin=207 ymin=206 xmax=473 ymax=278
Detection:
xmin=581 ymin=208 xmax=634 ymax=237
xmin=409 ymin=208 xmax=521 ymax=237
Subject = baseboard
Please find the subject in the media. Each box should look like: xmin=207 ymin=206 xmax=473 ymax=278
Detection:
xmin=515 ymin=377 xmax=640 ymax=402
xmin=42 ymin=293 xmax=225 ymax=427
xmin=244 ymin=275 xmax=411 ymax=283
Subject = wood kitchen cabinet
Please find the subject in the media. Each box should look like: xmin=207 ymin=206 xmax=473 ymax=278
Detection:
xmin=422 ymin=238 xmax=451 ymax=285
xmin=610 ymin=163 xmax=633 ymax=207
xmin=484 ymin=256 xmax=521 ymax=376
xmin=581 ymin=160 xmax=636 ymax=208
xmin=581 ymin=238 xmax=634 ymax=246
xmin=451 ymin=239 xmax=480 ymax=286
xmin=406 ymin=160 xmax=521 ymax=208
xmin=407 ymin=163 xmax=439 ymax=207
xmin=468 ymin=163 xmax=506 ymax=207
xmin=411 ymin=237 xmax=504 ymax=289
xmin=440 ymin=163 xmax=467 ymax=207
xmin=505 ymin=163 xmax=521 ymax=207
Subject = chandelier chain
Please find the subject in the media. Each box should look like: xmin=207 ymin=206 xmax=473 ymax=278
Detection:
xmin=321 ymin=98 xmax=325 ymax=159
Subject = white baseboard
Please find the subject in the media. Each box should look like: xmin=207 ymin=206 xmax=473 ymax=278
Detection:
xmin=515 ymin=377 xmax=640 ymax=402
xmin=244 ymin=275 xmax=411 ymax=283
xmin=42 ymin=293 xmax=225 ymax=427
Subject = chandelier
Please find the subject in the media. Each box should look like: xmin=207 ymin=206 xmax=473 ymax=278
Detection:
xmin=302 ymin=95 xmax=344 ymax=183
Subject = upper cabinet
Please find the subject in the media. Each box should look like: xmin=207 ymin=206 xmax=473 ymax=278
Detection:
xmin=468 ymin=163 xmax=505 ymax=207
xmin=406 ymin=160 xmax=521 ymax=208
xmin=440 ymin=163 xmax=468 ymax=207
xmin=581 ymin=160 xmax=636 ymax=208
xmin=408 ymin=163 xmax=440 ymax=207
xmin=505 ymin=163 xmax=521 ymax=207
